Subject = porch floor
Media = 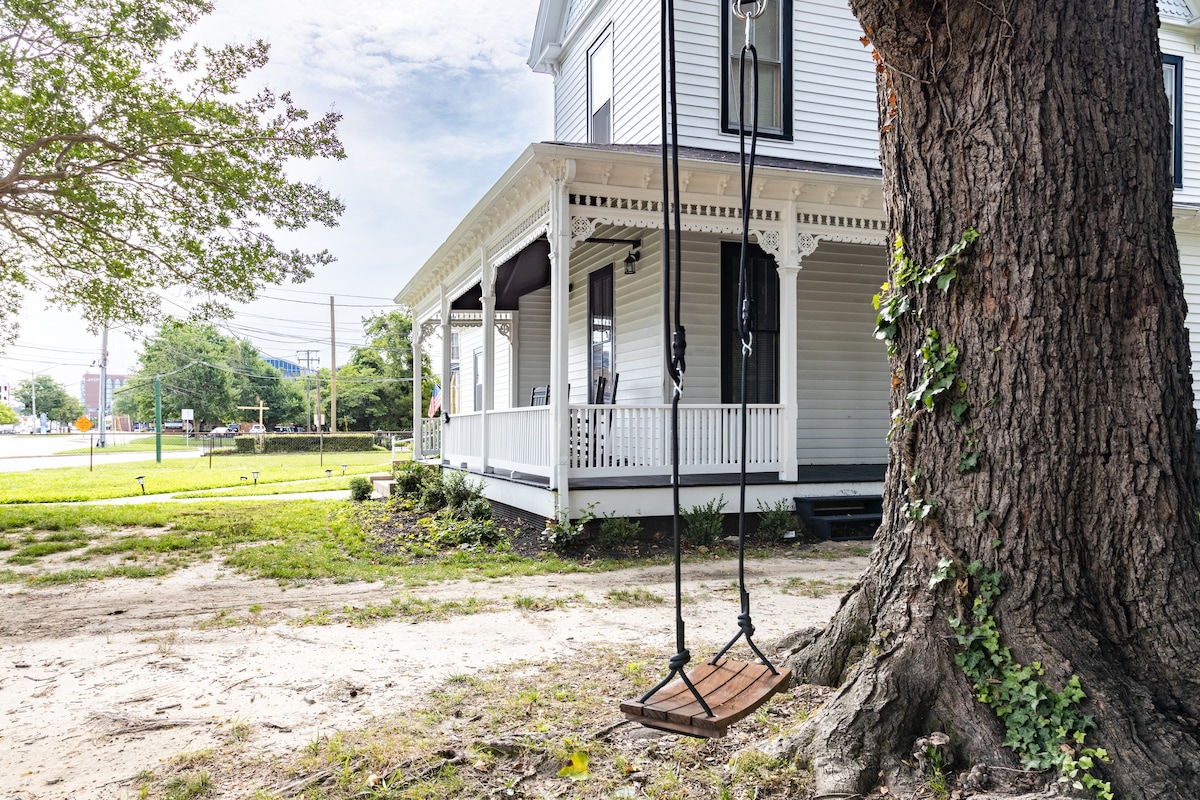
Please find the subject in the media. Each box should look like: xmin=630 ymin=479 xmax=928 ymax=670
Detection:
xmin=465 ymin=463 xmax=887 ymax=489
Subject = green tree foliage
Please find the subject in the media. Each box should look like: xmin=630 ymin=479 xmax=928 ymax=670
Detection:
xmin=14 ymin=375 xmax=82 ymax=423
xmin=0 ymin=403 xmax=17 ymax=425
xmin=315 ymin=310 xmax=429 ymax=432
xmin=0 ymin=0 xmax=345 ymax=345
xmin=116 ymin=321 xmax=303 ymax=427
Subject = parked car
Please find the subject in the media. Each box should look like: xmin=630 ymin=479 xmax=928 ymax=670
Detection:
xmin=249 ymin=424 xmax=266 ymax=435
xmin=273 ymin=424 xmax=297 ymax=433
xmin=209 ymin=426 xmax=232 ymax=437
xmin=226 ymin=424 xmax=240 ymax=434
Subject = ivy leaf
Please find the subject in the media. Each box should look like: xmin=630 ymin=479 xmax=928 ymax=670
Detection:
xmin=936 ymin=270 xmax=957 ymax=291
xmin=558 ymin=751 xmax=590 ymax=781
xmin=959 ymin=450 xmax=982 ymax=473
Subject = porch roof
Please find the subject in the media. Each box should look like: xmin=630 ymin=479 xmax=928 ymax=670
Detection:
xmin=394 ymin=141 xmax=886 ymax=314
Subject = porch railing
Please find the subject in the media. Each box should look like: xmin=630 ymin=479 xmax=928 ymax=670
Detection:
xmin=486 ymin=406 xmax=554 ymax=476
xmin=420 ymin=417 xmax=442 ymax=458
xmin=567 ymin=404 xmax=784 ymax=477
xmin=426 ymin=403 xmax=785 ymax=480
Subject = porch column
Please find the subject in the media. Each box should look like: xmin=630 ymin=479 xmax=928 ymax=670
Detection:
xmin=412 ymin=329 xmax=423 ymax=447
xmin=481 ymin=293 xmax=496 ymax=473
xmin=778 ymin=264 xmax=800 ymax=482
xmin=440 ymin=289 xmax=452 ymax=463
xmin=548 ymin=161 xmax=575 ymax=504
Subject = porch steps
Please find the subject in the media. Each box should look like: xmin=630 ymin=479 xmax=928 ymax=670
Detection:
xmin=369 ymin=472 xmax=395 ymax=499
xmin=794 ymin=495 xmax=882 ymax=541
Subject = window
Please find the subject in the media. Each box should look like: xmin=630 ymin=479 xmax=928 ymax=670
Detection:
xmin=1165 ymin=55 xmax=1183 ymax=189
xmin=588 ymin=29 xmax=613 ymax=144
xmin=720 ymin=242 xmax=779 ymax=404
xmin=721 ymin=0 xmax=792 ymax=140
xmin=588 ymin=265 xmax=615 ymax=403
xmin=450 ymin=332 xmax=460 ymax=361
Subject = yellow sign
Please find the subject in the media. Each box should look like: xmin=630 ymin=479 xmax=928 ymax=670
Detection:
xmin=74 ymin=416 xmax=93 ymax=433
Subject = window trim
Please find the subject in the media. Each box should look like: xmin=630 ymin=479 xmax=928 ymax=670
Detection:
xmin=587 ymin=27 xmax=614 ymax=145
xmin=588 ymin=264 xmax=615 ymax=404
xmin=720 ymin=242 xmax=780 ymax=404
xmin=720 ymin=0 xmax=793 ymax=141
xmin=1165 ymin=54 xmax=1184 ymax=190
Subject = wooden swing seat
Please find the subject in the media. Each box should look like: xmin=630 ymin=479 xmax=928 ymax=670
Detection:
xmin=620 ymin=660 xmax=792 ymax=738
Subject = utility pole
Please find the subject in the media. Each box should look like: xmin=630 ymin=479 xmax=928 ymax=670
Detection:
xmin=297 ymin=350 xmax=318 ymax=432
xmin=154 ymin=377 xmax=162 ymax=463
xmin=29 ymin=370 xmax=36 ymax=431
xmin=329 ymin=296 xmax=337 ymax=434
xmin=98 ymin=325 xmax=109 ymax=448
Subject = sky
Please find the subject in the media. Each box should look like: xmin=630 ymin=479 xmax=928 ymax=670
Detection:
xmin=0 ymin=0 xmax=554 ymax=393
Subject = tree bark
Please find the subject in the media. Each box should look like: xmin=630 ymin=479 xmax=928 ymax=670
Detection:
xmin=772 ymin=2 xmax=1200 ymax=797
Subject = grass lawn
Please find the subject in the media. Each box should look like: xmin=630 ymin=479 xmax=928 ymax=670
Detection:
xmin=0 ymin=451 xmax=392 ymax=503
xmin=0 ymin=501 xmax=603 ymax=586
xmin=172 ymin=476 xmax=354 ymax=498
xmin=57 ymin=436 xmax=204 ymax=454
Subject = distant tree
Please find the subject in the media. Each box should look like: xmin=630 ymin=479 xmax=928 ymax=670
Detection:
xmin=227 ymin=340 xmax=304 ymax=427
xmin=318 ymin=310 xmax=428 ymax=431
xmin=0 ymin=403 xmax=19 ymax=425
xmin=14 ymin=375 xmax=82 ymax=423
xmin=117 ymin=322 xmax=239 ymax=426
xmin=0 ymin=0 xmax=345 ymax=346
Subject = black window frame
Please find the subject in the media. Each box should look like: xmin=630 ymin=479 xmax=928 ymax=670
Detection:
xmin=720 ymin=242 xmax=779 ymax=404
xmin=720 ymin=0 xmax=793 ymax=141
xmin=588 ymin=264 xmax=615 ymax=404
xmin=1165 ymin=54 xmax=1184 ymax=190
xmin=587 ymin=27 xmax=614 ymax=145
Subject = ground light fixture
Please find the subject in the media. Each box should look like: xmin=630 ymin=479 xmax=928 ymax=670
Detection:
xmin=341 ymin=464 xmax=347 ymax=476
xmin=252 ymin=471 xmax=259 ymax=485
xmin=136 ymin=476 xmax=146 ymax=494
xmin=325 ymin=469 xmax=332 ymax=478
xmin=240 ymin=475 xmax=247 ymax=482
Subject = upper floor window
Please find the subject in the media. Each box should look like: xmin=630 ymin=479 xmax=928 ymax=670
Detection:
xmin=1164 ymin=54 xmax=1183 ymax=189
xmin=721 ymin=0 xmax=792 ymax=140
xmin=589 ymin=30 xmax=613 ymax=144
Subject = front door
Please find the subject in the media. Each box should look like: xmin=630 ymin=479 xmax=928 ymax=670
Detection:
xmin=721 ymin=242 xmax=779 ymax=404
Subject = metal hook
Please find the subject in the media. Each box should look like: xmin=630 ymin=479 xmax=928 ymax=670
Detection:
xmin=731 ymin=0 xmax=768 ymax=20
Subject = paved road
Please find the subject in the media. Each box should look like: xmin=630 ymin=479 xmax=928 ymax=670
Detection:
xmin=0 ymin=434 xmax=203 ymax=472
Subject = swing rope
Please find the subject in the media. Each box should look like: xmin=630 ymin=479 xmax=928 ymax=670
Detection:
xmin=710 ymin=0 xmax=778 ymax=674
xmin=633 ymin=0 xmax=781 ymax=722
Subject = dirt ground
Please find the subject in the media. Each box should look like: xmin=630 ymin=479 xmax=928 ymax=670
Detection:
xmin=0 ymin=547 xmax=868 ymax=799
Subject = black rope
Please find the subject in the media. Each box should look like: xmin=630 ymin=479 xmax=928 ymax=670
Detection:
xmin=710 ymin=1 xmax=778 ymax=676
xmin=640 ymin=0 xmax=711 ymax=717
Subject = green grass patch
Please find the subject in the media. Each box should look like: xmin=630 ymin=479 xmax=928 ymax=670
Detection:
xmin=58 ymin=436 xmax=203 ymax=455
xmin=0 ymin=452 xmax=390 ymax=503
xmin=604 ymin=587 xmax=665 ymax=606
xmin=8 ymin=539 xmax=88 ymax=563
xmin=173 ymin=477 xmax=351 ymax=498
xmin=29 ymin=564 xmax=173 ymax=584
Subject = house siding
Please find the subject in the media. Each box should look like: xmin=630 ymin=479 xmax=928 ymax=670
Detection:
xmin=553 ymin=0 xmax=879 ymax=172
xmin=518 ymin=285 xmax=552 ymax=406
xmin=449 ymin=324 xmax=512 ymax=413
xmin=1177 ymin=228 xmax=1200 ymax=412
xmin=794 ymin=241 xmax=890 ymax=464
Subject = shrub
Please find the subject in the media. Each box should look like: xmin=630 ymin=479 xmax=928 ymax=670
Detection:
xmin=541 ymin=502 xmax=597 ymax=551
xmin=262 ymin=434 xmax=378 ymax=453
xmin=461 ymin=495 xmax=492 ymax=522
xmin=348 ymin=477 xmax=372 ymax=502
xmin=755 ymin=499 xmax=798 ymax=540
xmin=683 ymin=494 xmax=727 ymax=546
xmin=419 ymin=509 xmax=505 ymax=551
xmin=393 ymin=460 xmax=432 ymax=498
xmin=234 ymin=436 xmax=255 ymax=454
xmin=442 ymin=469 xmax=479 ymax=512
xmin=598 ymin=514 xmax=642 ymax=548
xmin=418 ymin=477 xmax=446 ymax=513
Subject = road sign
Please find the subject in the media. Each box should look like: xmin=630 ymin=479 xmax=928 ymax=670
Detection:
xmin=74 ymin=416 xmax=93 ymax=433
xmin=181 ymin=408 xmax=194 ymax=420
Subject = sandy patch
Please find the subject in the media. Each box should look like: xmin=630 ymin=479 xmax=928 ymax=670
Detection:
xmin=0 ymin=551 xmax=866 ymax=799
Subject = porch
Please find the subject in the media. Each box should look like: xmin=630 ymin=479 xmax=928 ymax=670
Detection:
xmin=423 ymin=402 xmax=786 ymax=483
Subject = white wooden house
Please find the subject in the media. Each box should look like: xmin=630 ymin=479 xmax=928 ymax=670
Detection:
xmin=398 ymin=0 xmax=1200 ymax=525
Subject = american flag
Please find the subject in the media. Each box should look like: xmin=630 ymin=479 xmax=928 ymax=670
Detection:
xmin=427 ymin=384 xmax=442 ymax=417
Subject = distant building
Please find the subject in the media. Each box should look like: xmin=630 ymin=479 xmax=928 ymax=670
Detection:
xmin=263 ymin=356 xmax=302 ymax=378
xmin=80 ymin=373 xmax=128 ymax=416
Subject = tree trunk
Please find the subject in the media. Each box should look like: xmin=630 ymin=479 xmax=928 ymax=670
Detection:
xmin=772 ymin=2 xmax=1200 ymax=797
